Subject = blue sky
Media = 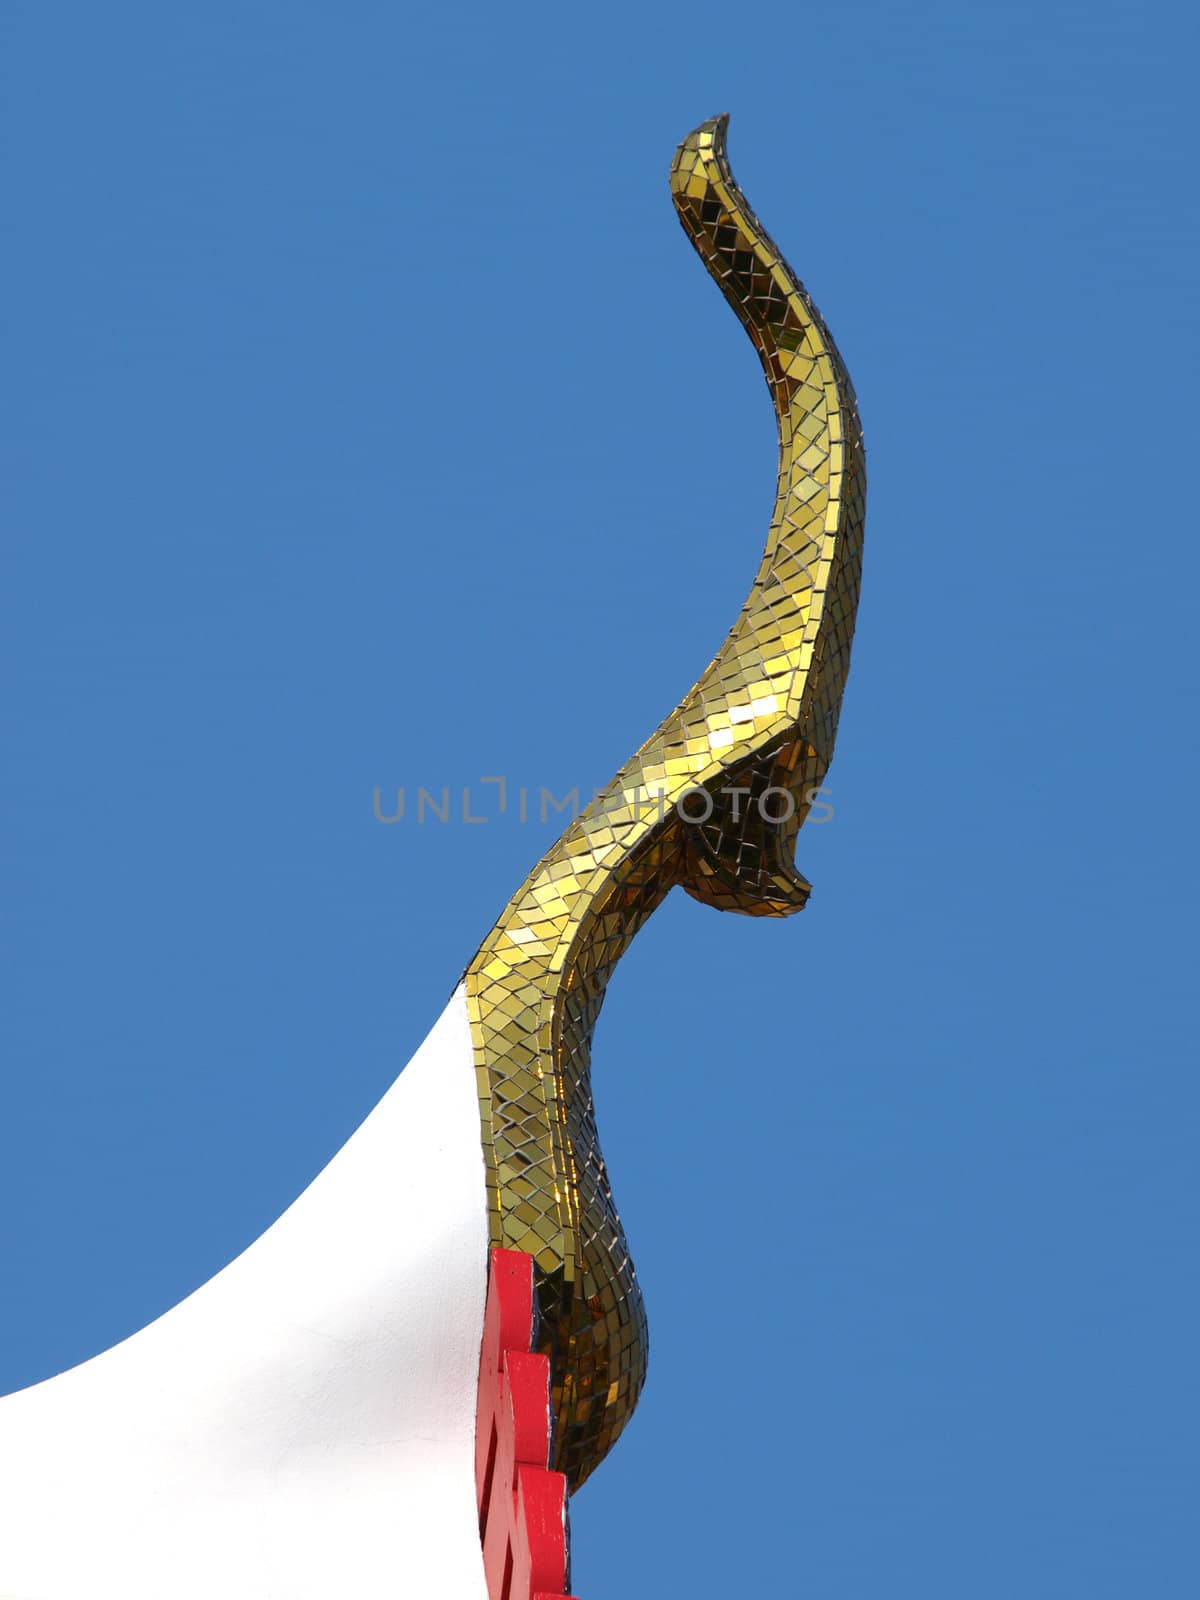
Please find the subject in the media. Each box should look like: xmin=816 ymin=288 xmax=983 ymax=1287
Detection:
xmin=2 ymin=2 xmax=1197 ymax=1594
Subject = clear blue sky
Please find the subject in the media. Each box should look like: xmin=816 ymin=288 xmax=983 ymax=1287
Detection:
xmin=2 ymin=3 xmax=1197 ymax=1594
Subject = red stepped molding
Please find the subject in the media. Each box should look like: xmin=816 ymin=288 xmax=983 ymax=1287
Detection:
xmin=475 ymin=1249 xmax=579 ymax=1600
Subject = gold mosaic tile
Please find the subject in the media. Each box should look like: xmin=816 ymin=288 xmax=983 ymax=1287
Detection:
xmin=464 ymin=115 xmax=866 ymax=1490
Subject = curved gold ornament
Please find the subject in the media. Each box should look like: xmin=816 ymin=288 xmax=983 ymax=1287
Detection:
xmin=464 ymin=115 xmax=866 ymax=1489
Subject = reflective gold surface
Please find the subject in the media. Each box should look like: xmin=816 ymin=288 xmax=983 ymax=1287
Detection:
xmin=464 ymin=115 xmax=866 ymax=1490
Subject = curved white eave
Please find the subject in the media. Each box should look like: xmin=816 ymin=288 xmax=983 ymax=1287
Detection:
xmin=0 ymin=985 xmax=490 ymax=1600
